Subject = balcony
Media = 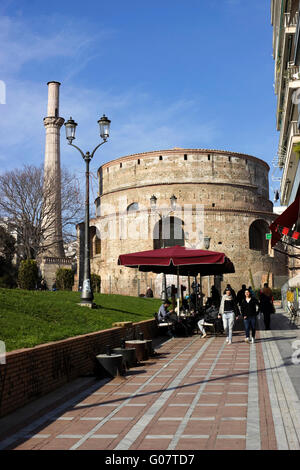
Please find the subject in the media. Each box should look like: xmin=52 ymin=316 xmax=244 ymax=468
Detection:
xmin=284 ymin=11 xmax=299 ymax=31
xmin=280 ymin=121 xmax=300 ymax=204
xmin=275 ymin=11 xmax=299 ymax=111
xmin=277 ymin=63 xmax=300 ymax=143
xmin=287 ymin=63 xmax=300 ymax=80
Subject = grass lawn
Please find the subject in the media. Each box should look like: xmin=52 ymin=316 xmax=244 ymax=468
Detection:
xmin=0 ymin=288 xmax=162 ymax=352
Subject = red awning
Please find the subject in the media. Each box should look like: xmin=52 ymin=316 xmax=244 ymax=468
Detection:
xmin=270 ymin=196 xmax=300 ymax=247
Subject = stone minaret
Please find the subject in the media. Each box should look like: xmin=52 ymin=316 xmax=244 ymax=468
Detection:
xmin=42 ymin=81 xmax=65 ymax=257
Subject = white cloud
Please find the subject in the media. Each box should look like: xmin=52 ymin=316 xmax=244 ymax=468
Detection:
xmin=0 ymin=14 xmax=111 ymax=79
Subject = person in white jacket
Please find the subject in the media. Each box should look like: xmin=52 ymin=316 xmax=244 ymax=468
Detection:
xmin=219 ymin=288 xmax=240 ymax=344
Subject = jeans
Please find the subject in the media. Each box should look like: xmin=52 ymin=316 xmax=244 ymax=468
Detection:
xmin=198 ymin=318 xmax=205 ymax=334
xmin=222 ymin=312 xmax=235 ymax=341
xmin=198 ymin=318 xmax=214 ymax=334
xmin=244 ymin=316 xmax=256 ymax=339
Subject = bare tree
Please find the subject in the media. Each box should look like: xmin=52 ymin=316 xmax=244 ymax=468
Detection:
xmin=0 ymin=164 xmax=84 ymax=260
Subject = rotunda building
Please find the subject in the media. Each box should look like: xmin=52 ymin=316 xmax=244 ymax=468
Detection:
xmin=76 ymin=148 xmax=288 ymax=297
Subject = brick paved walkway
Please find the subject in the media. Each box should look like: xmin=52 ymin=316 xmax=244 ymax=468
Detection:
xmin=0 ymin=312 xmax=300 ymax=451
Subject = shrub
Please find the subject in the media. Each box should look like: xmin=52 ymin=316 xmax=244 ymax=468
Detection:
xmin=272 ymin=288 xmax=282 ymax=300
xmin=18 ymin=259 xmax=39 ymax=290
xmin=0 ymin=256 xmax=17 ymax=288
xmin=56 ymin=268 xmax=74 ymax=291
xmin=91 ymin=273 xmax=101 ymax=293
xmin=0 ymin=273 xmax=17 ymax=289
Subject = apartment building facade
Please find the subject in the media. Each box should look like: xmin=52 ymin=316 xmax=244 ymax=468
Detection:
xmin=271 ymin=0 xmax=300 ymax=278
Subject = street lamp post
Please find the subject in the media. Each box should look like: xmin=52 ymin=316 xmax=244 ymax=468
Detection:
xmin=185 ymin=234 xmax=211 ymax=309
xmin=150 ymin=194 xmax=177 ymax=301
xmin=203 ymin=236 xmax=211 ymax=302
xmin=64 ymin=115 xmax=111 ymax=306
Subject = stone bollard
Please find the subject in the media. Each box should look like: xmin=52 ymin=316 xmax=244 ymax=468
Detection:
xmin=125 ymin=340 xmax=148 ymax=362
xmin=96 ymin=353 xmax=124 ymax=378
xmin=112 ymin=347 xmax=137 ymax=369
xmin=144 ymin=339 xmax=155 ymax=357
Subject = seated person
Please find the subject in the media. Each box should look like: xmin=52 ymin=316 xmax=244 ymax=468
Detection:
xmin=182 ymin=295 xmax=189 ymax=311
xmin=197 ymin=302 xmax=222 ymax=338
xmin=158 ymin=300 xmax=173 ymax=322
xmin=157 ymin=300 xmax=176 ymax=337
xmin=145 ymin=286 xmax=153 ymax=298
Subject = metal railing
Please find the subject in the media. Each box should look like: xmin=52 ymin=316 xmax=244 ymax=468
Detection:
xmin=287 ymin=63 xmax=300 ymax=80
xmin=278 ymin=64 xmax=300 ymax=135
xmin=44 ymin=257 xmax=73 ymax=264
xmin=284 ymin=11 xmax=299 ymax=28
xmin=291 ymin=120 xmax=300 ymax=137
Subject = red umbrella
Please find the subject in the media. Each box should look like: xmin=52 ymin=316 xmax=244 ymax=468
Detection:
xmin=118 ymin=245 xmax=235 ymax=314
xmin=118 ymin=245 xmax=234 ymax=276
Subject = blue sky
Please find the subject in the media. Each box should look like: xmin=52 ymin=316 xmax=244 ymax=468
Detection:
xmin=0 ymin=0 xmax=280 ymax=202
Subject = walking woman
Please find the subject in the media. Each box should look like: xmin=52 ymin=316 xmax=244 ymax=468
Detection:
xmin=219 ymin=288 xmax=240 ymax=344
xmin=259 ymin=283 xmax=274 ymax=330
xmin=240 ymin=289 xmax=259 ymax=343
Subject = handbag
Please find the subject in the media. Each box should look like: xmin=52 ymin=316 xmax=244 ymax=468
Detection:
xmin=271 ymin=303 xmax=276 ymax=314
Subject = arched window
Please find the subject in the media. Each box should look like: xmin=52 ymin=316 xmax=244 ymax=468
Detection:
xmin=249 ymin=219 xmax=269 ymax=254
xmin=127 ymin=202 xmax=139 ymax=212
xmin=90 ymin=226 xmax=101 ymax=256
xmin=153 ymin=216 xmax=185 ymax=249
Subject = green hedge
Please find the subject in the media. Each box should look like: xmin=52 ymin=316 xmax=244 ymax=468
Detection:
xmin=56 ymin=268 xmax=74 ymax=291
xmin=18 ymin=259 xmax=39 ymax=290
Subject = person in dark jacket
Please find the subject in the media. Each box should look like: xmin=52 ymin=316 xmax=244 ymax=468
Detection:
xmin=240 ymin=289 xmax=259 ymax=343
xmin=237 ymin=284 xmax=247 ymax=306
xmin=259 ymin=283 xmax=274 ymax=330
xmin=211 ymin=285 xmax=221 ymax=307
xmin=197 ymin=301 xmax=222 ymax=338
xmin=145 ymin=286 xmax=153 ymax=298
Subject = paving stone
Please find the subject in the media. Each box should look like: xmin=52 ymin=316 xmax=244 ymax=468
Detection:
xmin=183 ymin=421 xmax=214 ymax=435
xmin=175 ymin=438 xmax=209 ymax=450
xmin=136 ymin=438 xmax=172 ymax=450
xmin=220 ymin=406 xmax=247 ymax=418
xmin=160 ymin=407 xmax=190 ymax=418
xmin=218 ymin=421 xmax=247 ymax=435
xmin=214 ymin=438 xmax=246 ymax=450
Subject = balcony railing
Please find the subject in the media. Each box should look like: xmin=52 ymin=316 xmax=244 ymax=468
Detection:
xmin=287 ymin=63 xmax=300 ymax=80
xmin=278 ymin=63 xmax=300 ymax=131
xmin=44 ymin=257 xmax=73 ymax=264
xmin=278 ymin=121 xmax=300 ymax=167
xmin=291 ymin=120 xmax=300 ymax=137
xmin=284 ymin=11 xmax=299 ymax=28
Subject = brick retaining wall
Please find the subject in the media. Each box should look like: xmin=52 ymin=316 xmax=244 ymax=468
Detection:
xmin=0 ymin=319 xmax=159 ymax=418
